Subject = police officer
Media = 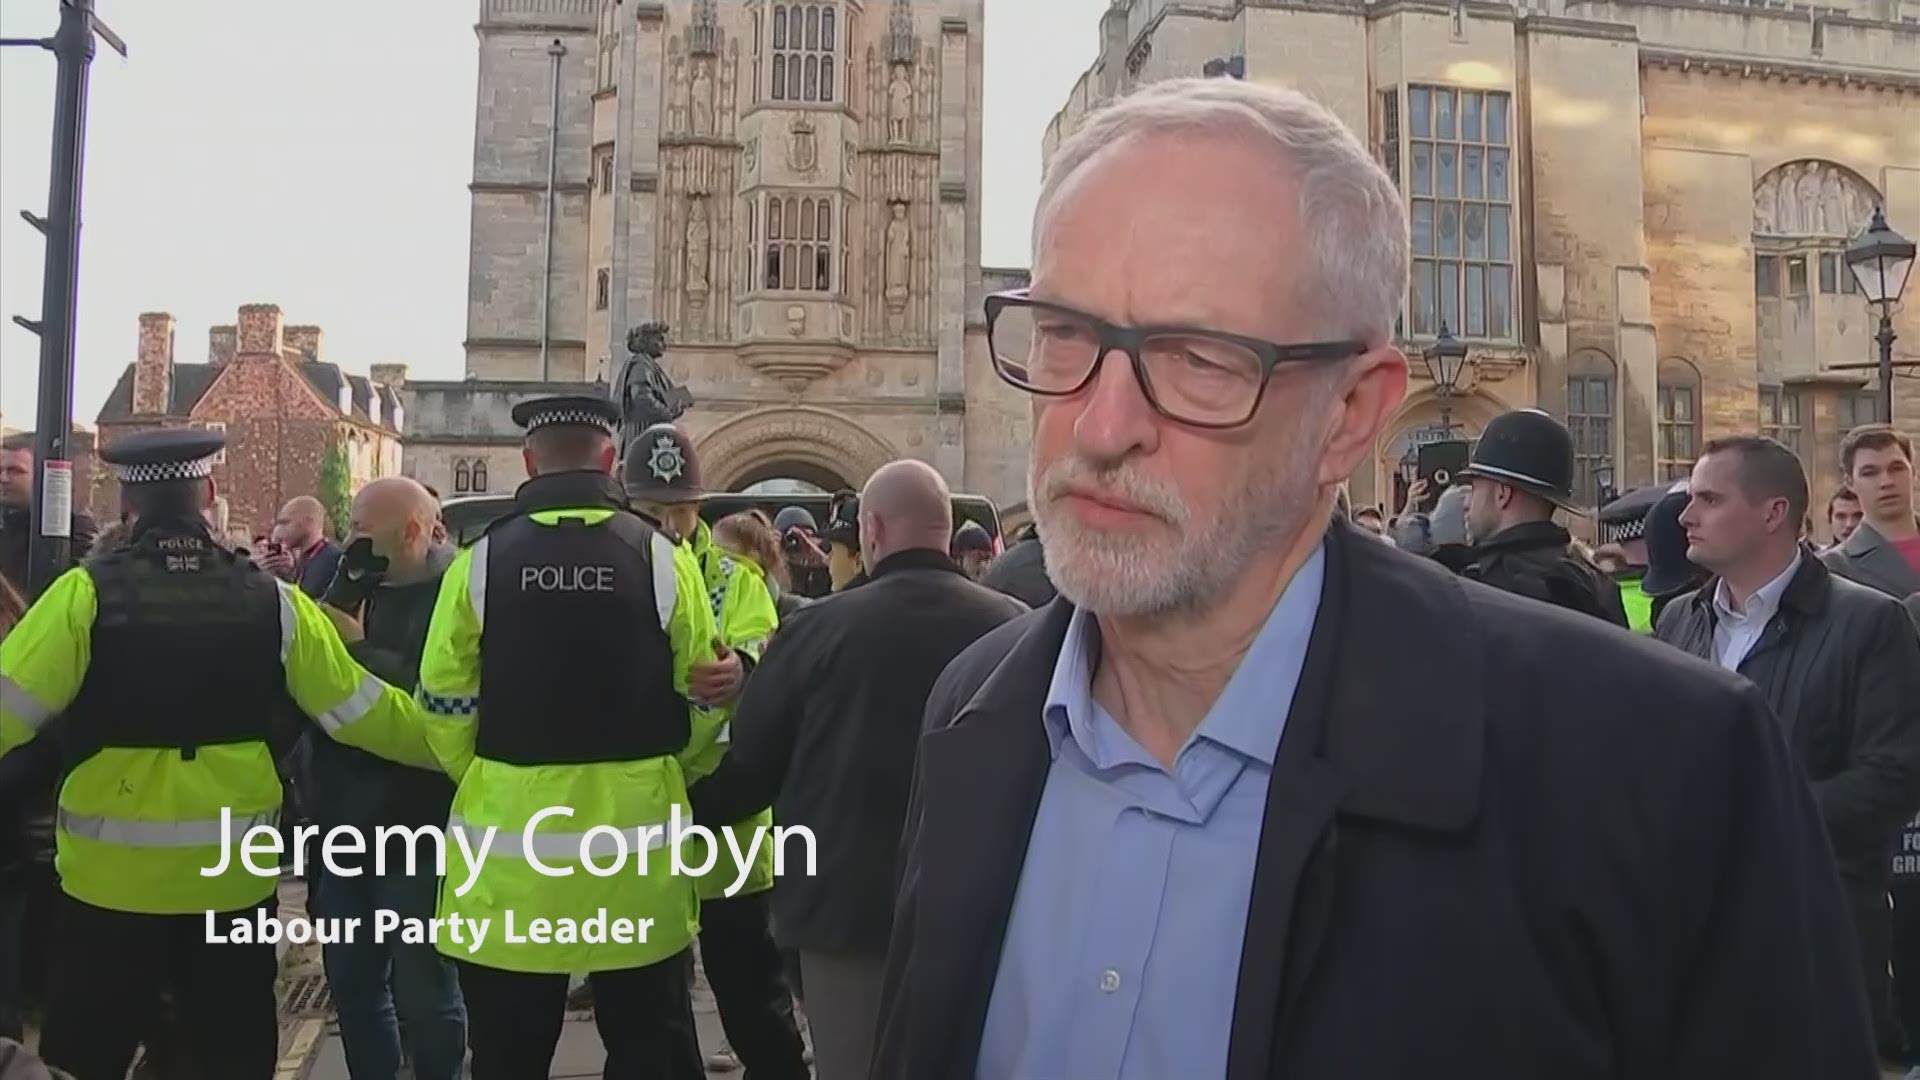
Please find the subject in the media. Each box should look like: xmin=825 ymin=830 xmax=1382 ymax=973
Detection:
xmin=1596 ymin=484 xmax=1667 ymax=632
xmin=415 ymin=395 xmax=720 ymax=1080
xmin=0 ymin=428 xmax=436 ymax=1079
xmin=1456 ymin=409 xmax=1630 ymax=627
xmin=622 ymin=424 xmax=808 ymax=1080
xmin=824 ymin=494 xmax=866 ymax=592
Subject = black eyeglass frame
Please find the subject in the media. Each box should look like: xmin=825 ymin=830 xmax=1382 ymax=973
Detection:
xmin=982 ymin=289 xmax=1368 ymax=429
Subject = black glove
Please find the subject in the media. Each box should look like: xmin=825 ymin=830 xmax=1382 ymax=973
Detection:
xmin=322 ymin=537 xmax=388 ymax=612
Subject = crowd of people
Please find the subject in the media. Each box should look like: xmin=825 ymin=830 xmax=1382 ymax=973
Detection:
xmin=0 ymin=72 xmax=1916 ymax=1080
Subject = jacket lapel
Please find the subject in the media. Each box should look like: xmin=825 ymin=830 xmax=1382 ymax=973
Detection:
xmin=1229 ymin=524 xmax=1488 ymax=1078
xmin=911 ymin=602 xmax=1068 ymax=1071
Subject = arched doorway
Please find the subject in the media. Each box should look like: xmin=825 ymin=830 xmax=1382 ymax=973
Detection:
xmin=1372 ymin=388 xmax=1503 ymax=513
xmin=698 ymin=406 xmax=898 ymax=493
xmin=735 ymin=468 xmax=849 ymax=496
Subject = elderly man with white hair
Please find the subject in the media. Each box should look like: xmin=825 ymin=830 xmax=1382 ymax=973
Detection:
xmin=870 ymin=78 xmax=1873 ymax=1078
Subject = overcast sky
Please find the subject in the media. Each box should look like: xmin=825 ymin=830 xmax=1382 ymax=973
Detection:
xmin=0 ymin=0 xmax=1103 ymax=427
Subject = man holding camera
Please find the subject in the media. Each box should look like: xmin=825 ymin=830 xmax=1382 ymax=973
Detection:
xmin=309 ymin=477 xmax=466 ymax=1080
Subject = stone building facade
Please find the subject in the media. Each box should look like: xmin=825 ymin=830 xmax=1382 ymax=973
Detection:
xmin=1046 ymin=0 xmax=1919 ymax=528
xmin=416 ymin=0 xmax=1034 ymax=507
xmin=93 ymin=304 xmax=405 ymax=539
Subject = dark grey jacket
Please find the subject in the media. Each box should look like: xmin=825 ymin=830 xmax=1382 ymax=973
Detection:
xmin=980 ymin=535 xmax=1055 ymax=609
xmin=1655 ymin=553 xmax=1920 ymax=883
xmin=1820 ymin=519 xmax=1920 ymax=629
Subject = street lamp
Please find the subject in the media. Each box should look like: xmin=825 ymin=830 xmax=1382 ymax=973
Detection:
xmin=1845 ymin=205 xmax=1915 ymax=424
xmin=1594 ymin=458 xmax=1617 ymax=507
xmin=1423 ymin=323 xmax=1471 ymax=434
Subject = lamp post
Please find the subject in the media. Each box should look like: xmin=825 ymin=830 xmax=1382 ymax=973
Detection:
xmin=1594 ymin=458 xmax=1617 ymax=507
xmin=1845 ymin=205 xmax=1915 ymax=424
xmin=1424 ymin=323 xmax=1471 ymax=434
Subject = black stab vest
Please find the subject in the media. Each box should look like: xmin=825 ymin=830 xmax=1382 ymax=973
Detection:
xmin=66 ymin=520 xmax=285 ymax=756
xmin=474 ymin=471 xmax=688 ymax=767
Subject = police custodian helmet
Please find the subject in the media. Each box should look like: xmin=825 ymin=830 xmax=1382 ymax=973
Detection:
xmin=509 ymin=393 xmax=621 ymax=437
xmin=100 ymin=427 xmax=227 ymax=485
xmin=1458 ymin=408 xmax=1578 ymax=508
xmin=621 ymin=423 xmax=704 ymax=505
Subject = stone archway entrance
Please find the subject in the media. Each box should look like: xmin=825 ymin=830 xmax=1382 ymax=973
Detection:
xmin=696 ymin=406 xmax=899 ymax=493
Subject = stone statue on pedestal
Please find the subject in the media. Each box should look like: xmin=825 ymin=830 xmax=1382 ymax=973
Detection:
xmin=611 ymin=322 xmax=694 ymax=455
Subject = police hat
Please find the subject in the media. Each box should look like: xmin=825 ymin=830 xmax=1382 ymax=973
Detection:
xmin=100 ymin=428 xmax=225 ymax=484
xmin=1597 ymin=484 xmax=1665 ymax=545
xmin=1639 ymin=482 xmax=1698 ymax=597
xmin=825 ymin=496 xmax=860 ymax=547
xmin=622 ymin=423 xmax=704 ymax=504
xmin=510 ymin=394 xmax=620 ymax=436
xmin=1458 ymin=409 xmax=1577 ymax=508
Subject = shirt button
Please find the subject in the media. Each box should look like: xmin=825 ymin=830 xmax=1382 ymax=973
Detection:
xmin=1099 ymin=969 xmax=1121 ymax=993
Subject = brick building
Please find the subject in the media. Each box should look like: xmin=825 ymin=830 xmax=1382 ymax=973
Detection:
xmin=93 ymin=303 xmax=405 ymax=539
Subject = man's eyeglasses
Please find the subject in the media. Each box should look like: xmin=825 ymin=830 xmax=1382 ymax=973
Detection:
xmin=983 ymin=289 xmax=1366 ymax=429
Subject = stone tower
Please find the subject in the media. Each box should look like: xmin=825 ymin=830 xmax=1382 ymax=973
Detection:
xmin=462 ymin=0 xmax=1019 ymax=502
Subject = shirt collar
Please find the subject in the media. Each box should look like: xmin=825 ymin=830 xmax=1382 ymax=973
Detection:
xmin=1042 ymin=541 xmax=1327 ymax=768
xmin=1712 ymin=549 xmax=1802 ymax=623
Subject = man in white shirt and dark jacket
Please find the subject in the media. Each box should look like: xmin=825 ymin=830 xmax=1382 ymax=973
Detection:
xmin=1654 ymin=435 xmax=1920 ymax=1067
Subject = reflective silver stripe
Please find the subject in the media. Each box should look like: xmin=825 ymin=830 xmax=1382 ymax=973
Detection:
xmin=317 ymin=673 xmax=384 ymax=734
xmin=651 ymin=532 xmax=678 ymax=630
xmin=468 ymin=536 xmax=489 ymax=626
xmin=447 ymin=814 xmax=675 ymax=861
xmin=0 ymin=673 xmax=54 ymax=733
xmin=277 ymin=583 xmax=297 ymax=663
xmin=713 ymin=721 xmax=731 ymax=745
xmin=58 ymin=808 xmax=278 ymax=848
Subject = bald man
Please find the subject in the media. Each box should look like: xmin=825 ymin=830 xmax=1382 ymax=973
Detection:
xmin=307 ymin=476 xmax=468 ymax=1077
xmin=272 ymin=494 xmax=344 ymax=598
xmin=689 ymin=458 xmax=1028 ymax=1080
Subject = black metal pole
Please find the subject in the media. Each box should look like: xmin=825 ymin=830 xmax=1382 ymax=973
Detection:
xmin=1878 ymin=314 xmax=1897 ymax=425
xmin=24 ymin=0 xmax=99 ymax=597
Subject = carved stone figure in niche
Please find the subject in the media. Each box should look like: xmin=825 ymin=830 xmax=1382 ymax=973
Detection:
xmin=692 ymin=61 xmax=715 ymax=135
xmin=669 ymin=53 xmax=689 ymax=133
xmin=885 ymin=201 xmax=912 ymax=308
xmin=1753 ymin=183 xmax=1777 ymax=235
xmin=613 ymin=322 xmax=693 ymax=455
xmin=1775 ymin=164 xmax=1798 ymax=234
xmin=1796 ymin=163 xmax=1823 ymax=235
xmin=888 ymin=64 xmax=913 ymax=142
xmin=685 ymin=197 xmax=711 ymax=301
xmin=1819 ymin=170 xmax=1844 ymax=236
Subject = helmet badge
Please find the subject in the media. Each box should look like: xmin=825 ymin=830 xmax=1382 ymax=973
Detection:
xmin=647 ymin=434 xmax=686 ymax=483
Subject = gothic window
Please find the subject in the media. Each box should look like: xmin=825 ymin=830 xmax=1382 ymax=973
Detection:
xmin=1760 ymin=386 xmax=1804 ymax=457
xmin=596 ymin=0 xmax=617 ymax=91
xmin=471 ymin=459 xmax=489 ymax=494
xmin=454 ymin=460 xmax=471 ymax=495
xmin=1567 ymin=351 xmax=1616 ymax=506
xmin=771 ymin=4 xmax=836 ymax=103
xmin=1376 ymin=89 xmax=1400 ymax=186
xmin=1407 ymin=85 xmax=1514 ymax=341
xmin=596 ymin=145 xmax=613 ymax=194
xmin=759 ymin=191 xmax=835 ymax=293
xmin=1656 ymin=358 xmax=1701 ymax=482
xmin=596 ymin=268 xmax=611 ymax=311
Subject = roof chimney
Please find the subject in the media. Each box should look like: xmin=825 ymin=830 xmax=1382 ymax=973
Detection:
xmin=133 ymin=313 xmax=176 ymax=415
xmin=236 ymin=303 xmax=284 ymax=357
xmin=208 ymin=325 xmax=237 ymax=367
xmin=284 ymin=325 xmax=323 ymax=363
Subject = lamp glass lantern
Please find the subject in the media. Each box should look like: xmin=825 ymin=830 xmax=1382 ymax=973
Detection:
xmin=1424 ymin=324 xmax=1471 ymax=393
xmin=1847 ymin=206 xmax=1915 ymax=312
xmin=1594 ymin=458 xmax=1615 ymax=496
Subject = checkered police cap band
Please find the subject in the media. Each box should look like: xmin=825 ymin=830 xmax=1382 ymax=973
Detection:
xmin=1603 ymin=519 xmax=1646 ymax=543
xmin=527 ymin=408 xmax=616 ymax=433
xmin=110 ymin=455 xmax=217 ymax=484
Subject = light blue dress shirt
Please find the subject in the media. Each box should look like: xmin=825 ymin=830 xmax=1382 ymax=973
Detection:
xmin=975 ymin=543 xmax=1326 ymax=1080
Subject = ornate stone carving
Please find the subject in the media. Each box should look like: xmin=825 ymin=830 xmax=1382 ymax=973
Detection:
xmin=688 ymin=0 xmax=718 ymax=57
xmin=692 ymin=59 xmax=715 ymax=135
xmin=786 ymin=305 xmax=807 ymax=337
xmin=844 ymin=141 xmax=857 ymax=179
xmin=696 ymin=406 xmax=900 ymax=491
xmin=684 ymin=196 xmax=711 ymax=303
xmin=668 ymin=44 xmax=689 ymax=133
xmin=1754 ymin=160 xmax=1879 ymax=238
xmin=789 ymin=116 xmax=819 ymax=174
xmin=884 ymin=201 xmax=912 ymax=311
xmin=889 ymin=0 xmax=918 ymax=64
xmin=888 ymin=65 xmax=914 ymax=143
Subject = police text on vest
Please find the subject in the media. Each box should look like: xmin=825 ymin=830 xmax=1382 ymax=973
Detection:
xmin=520 ymin=564 xmax=616 ymax=591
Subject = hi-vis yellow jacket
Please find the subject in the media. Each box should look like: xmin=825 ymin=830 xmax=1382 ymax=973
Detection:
xmin=417 ymin=504 xmax=719 ymax=974
xmin=0 ymin=567 xmax=435 ymax=916
xmin=678 ymin=520 xmax=780 ymax=901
